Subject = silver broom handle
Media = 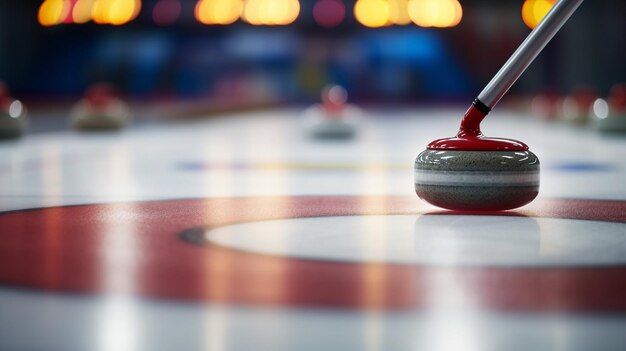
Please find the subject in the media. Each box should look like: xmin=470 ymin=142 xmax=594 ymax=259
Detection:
xmin=476 ymin=0 xmax=584 ymax=110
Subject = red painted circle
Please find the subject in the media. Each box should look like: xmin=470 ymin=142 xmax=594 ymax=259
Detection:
xmin=1 ymin=196 xmax=626 ymax=312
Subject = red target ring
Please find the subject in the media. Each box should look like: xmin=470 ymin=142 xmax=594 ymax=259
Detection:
xmin=0 ymin=196 xmax=625 ymax=312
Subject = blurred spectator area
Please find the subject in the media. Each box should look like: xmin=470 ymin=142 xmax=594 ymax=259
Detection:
xmin=0 ymin=0 xmax=624 ymax=103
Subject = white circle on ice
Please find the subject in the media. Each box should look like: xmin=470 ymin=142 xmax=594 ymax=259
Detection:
xmin=205 ymin=215 xmax=626 ymax=267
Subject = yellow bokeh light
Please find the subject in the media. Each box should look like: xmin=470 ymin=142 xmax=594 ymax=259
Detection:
xmin=240 ymin=0 xmax=299 ymax=26
xmin=451 ymin=0 xmax=462 ymax=26
xmin=241 ymin=0 xmax=261 ymax=24
xmin=388 ymin=0 xmax=410 ymax=25
xmin=38 ymin=0 xmax=71 ymax=26
xmin=92 ymin=0 xmax=113 ymax=23
xmin=354 ymin=0 xmax=390 ymax=28
xmin=109 ymin=0 xmax=141 ymax=25
xmin=214 ymin=0 xmax=243 ymax=24
xmin=73 ymin=0 xmax=95 ymax=23
xmin=195 ymin=0 xmax=242 ymax=25
xmin=92 ymin=0 xmax=141 ymax=25
xmin=259 ymin=0 xmax=278 ymax=25
xmin=40 ymin=0 xmax=141 ymax=25
xmin=132 ymin=0 xmax=142 ymax=19
xmin=283 ymin=0 xmax=301 ymax=25
xmin=522 ymin=0 xmax=556 ymax=29
xmin=408 ymin=0 xmax=462 ymax=28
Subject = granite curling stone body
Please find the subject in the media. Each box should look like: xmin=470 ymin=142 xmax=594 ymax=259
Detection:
xmin=415 ymin=148 xmax=540 ymax=211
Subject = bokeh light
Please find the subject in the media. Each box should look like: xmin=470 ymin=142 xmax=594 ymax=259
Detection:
xmin=312 ymin=0 xmax=345 ymax=28
xmin=522 ymin=0 xmax=556 ymax=29
xmin=408 ymin=0 xmax=462 ymax=28
xmin=269 ymin=0 xmax=300 ymax=25
xmin=241 ymin=0 xmax=300 ymax=26
xmin=92 ymin=0 xmax=141 ymax=25
xmin=153 ymin=0 xmax=181 ymax=26
xmin=109 ymin=0 xmax=141 ymax=25
xmin=62 ymin=0 xmax=77 ymax=23
xmin=195 ymin=0 xmax=243 ymax=25
xmin=73 ymin=0 xmax=95 ymax=23
xmin=241 ymin=0 xmax=260 ymax=24
xmin=247 ymin=0 xmax=265 ymax=24
xmin=354 ymin=0 xmax=390 ymax=28
xmin=38 ymin=0 xmax=71 ymax=26
xmin=388 ymin=0 xmax=411 ymax=25
xmin=592 ymin=98 xmax=609 ymax=120
xmin=92 ymin=0 xmax=111 ymax=24
xmin=8 ymin=100 xmax=24 ymax=119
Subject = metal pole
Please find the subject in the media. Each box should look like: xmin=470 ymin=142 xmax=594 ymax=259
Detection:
xmin=477 ymin=0 xmax=584 ymax=109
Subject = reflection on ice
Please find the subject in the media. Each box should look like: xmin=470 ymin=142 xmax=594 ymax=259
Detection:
xmin=1 ymin=288 xmax=625 ymax=351
xmin=413 ymin=214 xmax=540 ymax=266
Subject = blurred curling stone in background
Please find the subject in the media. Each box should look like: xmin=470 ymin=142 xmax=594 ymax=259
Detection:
xmin=559 ymin=86 xmax=597 ymax=125
xmin=0 ymin=82 xmax=27 ymax=139
xmin=304 ymin=84 xmax=361 ymax=139
xmin=71 ymin=83 xmax=133 ymax=131
xmin=593 ymin=83 xmax=626 ymax=133
xmin=531 ymin=90 xmax=562 ymax=121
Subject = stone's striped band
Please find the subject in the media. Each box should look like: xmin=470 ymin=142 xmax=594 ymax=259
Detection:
xmin=414 ymin=149 xmax=540 ymax=210
xmin=414 ymin=169 xmax=540 ymax=187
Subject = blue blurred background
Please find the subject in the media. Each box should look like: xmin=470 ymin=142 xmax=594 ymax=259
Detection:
xmin=0 ymin=0 xmax=624 ymax=106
